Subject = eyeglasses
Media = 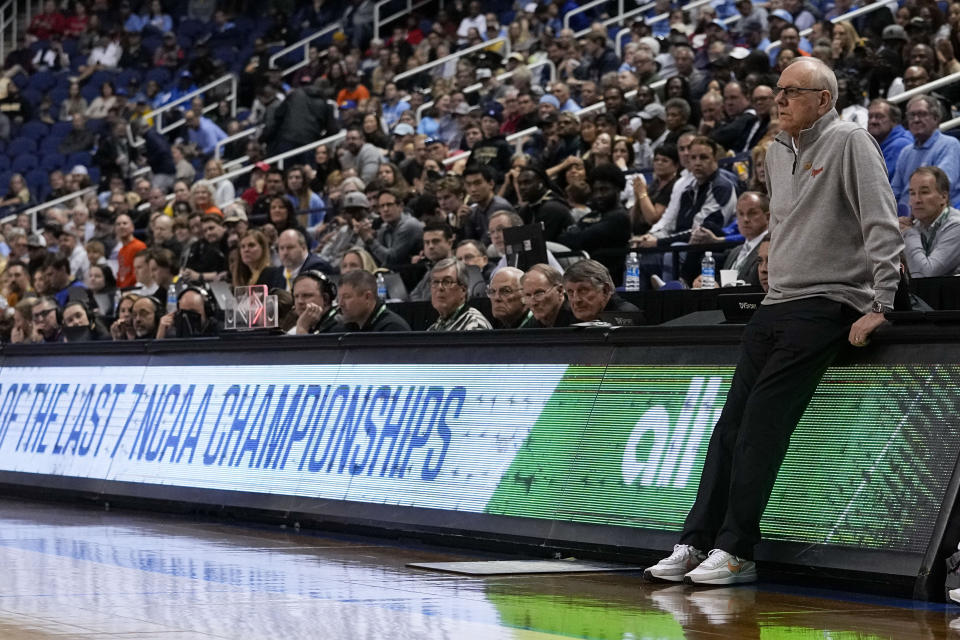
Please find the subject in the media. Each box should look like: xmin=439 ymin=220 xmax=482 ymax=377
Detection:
xmin=487 ymin=226 xmax=507 ymax=236
xmin=32 ymin=307 xmax=55 ymax=321
xmin=906 ymin=110 xmax=933 ymax=120
xmin=378 ymin=201 xmax=400 ymax=208
xmin=430 ymin=278 xmax=461 ymax=290
xmin=486 ymin=286 xmax=517 ymax=298
xmin=775 ymin=85 xmax=824 ymax=100
xmin=521 ymin=288 xmax=555 ymax=302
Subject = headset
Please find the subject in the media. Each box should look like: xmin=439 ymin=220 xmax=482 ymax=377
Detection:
xmin=177 ymin=284 xmax=221 ymax=321
xmin=134 ymin=295 xmax=164 ymax=331
xmin=293 ymin=269 xmax=338 ymax=306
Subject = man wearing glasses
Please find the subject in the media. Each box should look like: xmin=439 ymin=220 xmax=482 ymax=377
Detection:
xmin=426 ymin=258 xmax=492 ymax=331
xmin=645 ymin=58 xmax=902 ymax=586
xmin=358 ymin=188 xmax=424 ymax=269
xmin=890 ymin=95 xmax=960 ymax=209
xmin=30 ymin=297 xmax=62 ymax=343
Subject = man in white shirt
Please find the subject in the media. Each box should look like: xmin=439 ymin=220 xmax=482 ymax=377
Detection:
xmin=456 ymin=1 xmax=486 ymax=44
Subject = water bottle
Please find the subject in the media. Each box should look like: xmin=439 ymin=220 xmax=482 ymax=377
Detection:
xmin=376 ymin=273 xmax=387 ymax=300
xmin=166 ymin=282 xmax=178 ymax=313
xmin=624 ymin=251 xmax=640 ymax=292
xmin=701 ymin=251 xmax=716 ymax=290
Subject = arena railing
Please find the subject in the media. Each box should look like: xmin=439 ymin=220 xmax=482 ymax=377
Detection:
xmin=204 ymin=130 xmax=348 ymax=190
xmin=566 ymin=0 xmax=625 ymax=31
xmin=374 ymin=0 xmax=433 ymax=39
xmin=140 ymin=73 xmax=238 ymax=136
xmin=615 ymin=11 xmax=742 ymax=56
xmin=765 ymin=2 xmax=894 ymax=54
xmin=393 ymin=36 xmax=510 ymax=85
xmin=2 ymin=186 xmax=97 ymax=232
xmin=887 ymin=71 xmax=960 ymax=105
xmin=0 ymin=0 xmax=17 ymax=62
xmin=215 ymin=126 xmax=260 ymax=161
xmin=415 ymin=59 xmax=557 ymax=122
xmin=940 ymin=116 xmax=960 ymax=132
xmin=575 ymin=0 xmax=658 ymax=38
xmin=268 ymin=22 xmax=341 ymax=79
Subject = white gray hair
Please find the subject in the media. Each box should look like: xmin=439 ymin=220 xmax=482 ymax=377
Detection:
xmin=787 ymin=57 xmax=838 ymax=108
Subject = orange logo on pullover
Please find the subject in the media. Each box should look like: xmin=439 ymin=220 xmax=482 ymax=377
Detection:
xmin=811 ymin=167 xmax=824 ymax=177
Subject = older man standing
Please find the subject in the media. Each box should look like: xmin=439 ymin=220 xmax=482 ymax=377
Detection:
xmin=645 ymin=58 xmax=903 ymax=586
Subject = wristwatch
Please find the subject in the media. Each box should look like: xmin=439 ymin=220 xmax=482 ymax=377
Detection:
xmin=872 ymin=301 xmax=893 ymax=314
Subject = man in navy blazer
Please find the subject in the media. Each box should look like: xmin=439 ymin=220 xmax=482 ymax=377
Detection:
xmin=277 ymin=229 xmax=334 ymax=292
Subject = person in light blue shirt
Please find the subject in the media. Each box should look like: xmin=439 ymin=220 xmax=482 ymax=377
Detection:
xmin=891 ymin=95 xmax=960 ymax=209
xmin=381 ymin=82 xmax=410 ymax=128
xmin=184 ymin=109 xmax=227 ymax=157
xmin=867 ymin=99 xmax=913 ymax=180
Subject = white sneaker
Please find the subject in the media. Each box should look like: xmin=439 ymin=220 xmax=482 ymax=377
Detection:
xmin=949 ymin=587 xmax=960 ymax=605
xmin=644 ymin=544 xmax=707 ymax=583
xmin=683 ymin=549 xmax=757 ymax=585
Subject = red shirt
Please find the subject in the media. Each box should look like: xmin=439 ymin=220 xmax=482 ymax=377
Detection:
xmin=116 ymin=238 xmax=147 ymax=289
xmin=28 ymin=12 xmax=66 ymax=40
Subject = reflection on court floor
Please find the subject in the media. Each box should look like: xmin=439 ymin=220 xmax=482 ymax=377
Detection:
xmin=0 ymin=499 xmax=955 ymax=639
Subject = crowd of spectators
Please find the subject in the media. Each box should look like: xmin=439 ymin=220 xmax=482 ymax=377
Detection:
xmin=1 ymin=0 xmax=959 ymax=342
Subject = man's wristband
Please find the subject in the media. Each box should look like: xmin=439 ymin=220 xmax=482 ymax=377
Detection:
xmin=872 ymin=301 xmax=893 ymax=314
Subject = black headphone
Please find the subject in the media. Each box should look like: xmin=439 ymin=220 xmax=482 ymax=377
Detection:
xmin=136 ymin=295 xmax=164 ymax=329
xmin=62 ymin=299 xmax=92 ymax=326
xmin=177 ymin=284 xmax=221 ymax=320
xmin=293 ymin=270 xmax=337 ymax=305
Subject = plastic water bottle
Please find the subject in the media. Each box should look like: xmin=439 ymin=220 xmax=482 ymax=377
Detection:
xmin=166 ymin=283 xmax=178 ymax=313
xmin=701 ymin=251 xmax=716 ymax=290
xmin=624 ymin=252 xmax=640 ymax=291
xmin=376 ymin=273 xmax=387 ymax=300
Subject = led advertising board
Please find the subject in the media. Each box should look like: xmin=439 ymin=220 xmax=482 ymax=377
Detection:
xmin=0 ymin=363 xmax=956 ymax=555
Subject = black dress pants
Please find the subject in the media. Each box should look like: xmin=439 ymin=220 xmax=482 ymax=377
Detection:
xmin=678 ymin=297 xmax=860 ymax=559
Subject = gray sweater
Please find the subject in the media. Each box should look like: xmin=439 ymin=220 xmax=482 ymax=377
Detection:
xmin=903 ymin=206 xmax=960 ymax=277
xmin=764 ymin=110 xmax=903 ymax=313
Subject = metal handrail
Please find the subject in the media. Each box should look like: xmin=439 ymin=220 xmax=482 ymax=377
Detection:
xmin=206 ymin=130 xmax=348 ymax=188
xmin=141 ymin=73 xmax=238 ymax=135
xmin=766 ymin=1 xmax=894 ymax=53
xmin=374 ymin=0 xmax=432 ymax=39
xmin=15 ymin=186 xmax=97 ymax=233
xmin=576 ymin=0 xmax=657 ymax=38
xmin=565 ymin=0 xmax=611 ymax=31
xmin=888 ymin=71 xmax=960 ymax=104
xmin=223 ymin=155 xmax=249 ymax=170
xmin=215 ymin=126 xmax=259 ymax=160
xmin=0 ymin=0 xmax=15 ymax=63
xmin=415 ymin=59 xmax=557 ymax=121
xmin=940 ymin=116 xmax=960 ymax=132
xmin=394 ymin=36 xmax=510 ymax=83
xmin=268 ymin=21 xmax=341 ymax=76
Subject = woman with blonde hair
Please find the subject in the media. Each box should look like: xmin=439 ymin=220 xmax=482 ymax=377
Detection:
xmin=204 ymin=158 xmax=235 ymax=208
xmin=340 ymin=248 xmax=377 ymax=274
xmin=190 ymin=182 xmax=222 ymax=217
xmin=232 ymin=229 xmax=283 ymax=288
xmin=749 ymin=140 xmax=772 ymax=194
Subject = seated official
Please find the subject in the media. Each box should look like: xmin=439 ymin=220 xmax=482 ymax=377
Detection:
xmin=691 ymin=191 xmax=769 ymax=286
xmin=519 ymin=263 xmax=576 ymax=328
xmin=157 ymin=286 xmax=220 ymax=338
xmin=488 ymin=267 xmax=531 ymax=329
xmin=130 ymin=295 xmax=163 ymax=339
xmin=900 ymin=166 xmax=960 ymax=277
xmin=427 ymin=258 xmax=493 ymax=331
xmin=337 ymin=270 xmax=411 ymax=332
xmin=290 ymin=271 xmax=341 ymax=335
xmin=562 ymin=259 xmax=640 ymax=323
xmin=30 ymin=296 xmax=63 ymax=343
xmin=62 ymin=301 xmax=109 ymax=342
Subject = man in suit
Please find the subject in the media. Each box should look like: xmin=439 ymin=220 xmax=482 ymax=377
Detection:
xmin=723 ymin=192 xmax=769 ymax=286
xmin=277 ymin=229 xmax=334 ymax=292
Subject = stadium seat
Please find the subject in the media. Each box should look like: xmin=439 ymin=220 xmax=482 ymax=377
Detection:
xmin=178 ymin=19 xmax=209 ymax=41
xmin=51 ymin=121 xmax=73 ymax=137
xmin=61 ymin=37 xmax=78 ymax=59
xmin=21 ymin=88 xmax=43 ymax=108
xmin=81 ymin=82 xmax=101 ymax=102
xmin=27 ymin=70 xmax=57 ymax=93
xmin=7 ymin=137 xmax=37 ymax=155
xmin=116 ymin=68 xmax=143 ymax=89
xmin=40 ymin=153 xmax=65 ymax=172
xmin=144 ymin=67 xmax=170 ymax=87
xmin=87 ymin=166 xmax=100 ymax=184
xmin=20 ymin=121 xmax=49 ymax=140
xmin=10 ymin=72 xmax=27 ymax=88
xmin=26 ymin=169 xmax=48 ymax=194
xmin=12 ymin=155 xmax=38 ymax=173
xmin=66 ymin=151 xmax=92 ymax=168
xmin=39 ymin=136 xmax=63 ymax=154
xmin=0 ymin=156 xmax=10 ymax=172
xmin=70 ymin=54 xmax=87 ymax=73
xmin=213 ymin=47 xmax=238 ymax=68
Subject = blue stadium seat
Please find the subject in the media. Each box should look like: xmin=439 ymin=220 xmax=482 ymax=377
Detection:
xmin=39 ymin=136 xmax=63 ymax=154
xmin=51 ymin=121 xmax=73 ymax=137
xmin=26 ymin=169 xmax=48 ymax=194
xmin=27 ymin=70 xmax=57 ymax=93
xmin=178 ymin=19 xmax=209 ymax=41
xmin=0 ymin=156 xmax=10 ymax=172
xmin=81 ymin=82 xmax=101 ymax=102
xmin=213 ymin=47 xmax=238 ymax=67
xmin=11 ymin=72 xmax=28 ymax=88
xmin=88 ymin=69 xmax=116 ymax=89
xmin=40 ymin=153 xmax=65 ymax=172
xmin=144 ymin=67 xmax=170 ymax=87
xmin=70 ymin=54 xmax=87 ymax=73
xmin=20 ymin=121 xmax=49 ymax=140
xmin=87 ymin=166 xmax=99 ymax=184
xmin=116 ymin=68 xmax=142 ymax=89
xmin=66 ymin=151 xmax=92 ymax=167
xmin=61 ymin=37 xmax=78 ymax=59
xmin=7 ymin=137 xmax=37 ymax=155
xmin=21 ymin=88 xmax=43 ymax=108
xmin=12 ymin=155 xmax=38 ymax=173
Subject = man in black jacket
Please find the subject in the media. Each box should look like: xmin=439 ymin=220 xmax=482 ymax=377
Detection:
xmin=515 ymin=165 xmax=574 ymax=243
xmin=338 ymin=270 xmax=411 ymax=332
xmin=469 ymin=107 xmax=513 ymax=180
xmin=562 ymin=258 xmax=640 ymax=323
xmin=264 ymin=78 xmax=339 ymax=159
xmin=557 ymin=163 xmax=631 ymax=254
